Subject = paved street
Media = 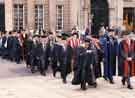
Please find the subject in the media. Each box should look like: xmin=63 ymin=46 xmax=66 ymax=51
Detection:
xmin=0 ymin=58 xmax=135 ymax=98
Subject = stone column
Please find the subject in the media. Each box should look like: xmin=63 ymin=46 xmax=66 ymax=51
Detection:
xmin=44 ymin=0 xmax=50 ymax=31
xmin=27 ymin=0 xmax=35 ymax=30
xmin=117 ymin=0 xmax=123 ymax=28
xmin=109 ymin=0 xmax=123 ymax=28
xmin=64 ymin=0 xmax=71 ymax=32
xmin=70 ymin=0 xmax=80 ymax=29
xmin=83 ymin=0 xmax=89 ymax=29
xmin=5 ymin=0 xmax=13 ymax=31
xmin=49 ymin=0 xmax=56 ymax=33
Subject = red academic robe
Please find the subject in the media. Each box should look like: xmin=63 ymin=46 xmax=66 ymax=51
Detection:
xmin=120 ymin=39 xmax=135 ymax=77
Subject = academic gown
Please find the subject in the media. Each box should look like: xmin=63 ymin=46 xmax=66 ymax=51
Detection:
xmin=72 ymin=45 xmax=97 ymax=85
xmin=103 ymin=36 xmax=117 ymax=78
xmin=51 ymin=43 xmax=66 ymax=78
xmin=12 ymin=37 xmax=22 ymax=63
xmin=118 ymin=39 xmax=135 ymax=77
xmin=64 ymin=45 xmax=73 ymax=75
xmin=1 ymin=36 xmax=8 ymax=57
xmin=23 ymin=39 xmax=33 ymax=66
xmin=7 ymin=36 xmax=14 ymax=60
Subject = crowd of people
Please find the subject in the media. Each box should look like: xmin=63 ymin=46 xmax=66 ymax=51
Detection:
xmin=0 ymin=27 xmax=135 ymax=90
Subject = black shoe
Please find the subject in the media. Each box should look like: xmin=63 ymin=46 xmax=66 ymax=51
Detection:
xmin=127 ymin=85 xmax=133 ymax=90
xmin=53 ymin=70 xmax=57 ymax=77
xmin=31 ymin=67 xmax=35 ymax=73
xmin=109 ymin=80 xmax=114 ymax=84
xmin=103 ymin=76 xmax=108 ymax=81
xmin=93 ymin=82 xmax=97 ymax=88
xmin=42 ymin=71 xmax=46 ymax=76
xmin=81 ymin=83 xmax=87 ymax=90
xmin=122 ymin=79 xmax=125 ymax=85
xmin=63 ymin=79 xmax=67 ymax=84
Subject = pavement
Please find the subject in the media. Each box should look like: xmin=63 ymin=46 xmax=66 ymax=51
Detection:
xmin=0 ymin=58 xmax=135 ymax=98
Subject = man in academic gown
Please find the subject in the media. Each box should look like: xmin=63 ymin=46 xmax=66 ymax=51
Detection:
xmin=103 ymin=29 xmax=117 ymax=84
xmin=7 ymin=31 xmax=14 ymax=61
xmin=119 ymin=31 xmax=135 ymax=89
xmin=43 ymin=32 xmax=56 ymax=74
xmin=51 ymin=34 xmax=66 ymax=82
xmin=23 ymin=34 xmax=33 ymax=68
xmin=1 ymin=31 xmax=8 ymax=58
xmin=11 ymin=31 xmax=22 ymax=64
xmin=72 ymin=37 xmax=97 ymax=90
xmin=31 ymin=34 xmax=44 ymax=74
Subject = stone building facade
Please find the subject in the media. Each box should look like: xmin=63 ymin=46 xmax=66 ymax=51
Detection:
xmin=1 ymin=0 xmax=135 ymax=33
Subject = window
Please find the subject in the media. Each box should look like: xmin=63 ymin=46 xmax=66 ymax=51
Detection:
xmin=123 ymin=8 xmax=135 ymax=32
xmin=13 ymin=4 xmax=24 ymax=31
xmin=56 ymin=5 xmax=64 ymax=31
xmin=35 ymin=5 xmax=44 ymax=30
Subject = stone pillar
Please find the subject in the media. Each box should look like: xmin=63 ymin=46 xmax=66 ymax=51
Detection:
xmin=109 ymin=0 xmax=123 ymax=28
xmin=44 ymin=0 xmax=50 ymax=31
xmin=64 ymin=0 xmax=71 ymax=32
xmin=83 ymin=0 xmax=89 ymax=29
xmin=5 ymin=0 xmax=13 ymax=31
xmin=70 ymin=0 xmax=80 ymax=29
xmin=117 ymin=0 xmax=123 ymax=28
xmin=49 ymin=0 xmax=56 ymax=32
xmin=27 ymin=0 xmax=35 ymax=30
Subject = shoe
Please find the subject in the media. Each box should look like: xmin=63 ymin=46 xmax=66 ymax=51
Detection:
xmin=81 ymin=83 xmax=87 ymax=90
xmin=31 ymin=67 xmax=35 ymax=73
xmin=110 ymin=80 xmax=114 ymax=84
xmin=122 ymin=79 xmax=125 ymax=85
xmin=63 ymin=79 xmax=67 ymax=84
xmin=53 ymin=70 xmax=56 ymax=77
xmin=93 ymin=82 xmax=97 ymax=88
xmin=103 ymin=76 xmax=108 ymax=81
xmin=127 ymin=85 xmax=133 ymax=90
xmin=42 ymin=71 xmax=46 ymax=76
xmin=72 ymin=79 xmax=80 ymax=85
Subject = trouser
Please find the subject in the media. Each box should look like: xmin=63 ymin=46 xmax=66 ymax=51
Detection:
xmin=52 ymin=56 xmax=65 ymax=78
xmin=26 ymin=54 xmax=32 ymax=66
xmin=122 ymin=63 xmax=131 ymax=86
xmin=31 ymin=57 xmax=43 ymax=72
xmin=15 ymin=49 xmax=21 ymax=64
xmin=104 ymin=59 xmax=113 ymax=81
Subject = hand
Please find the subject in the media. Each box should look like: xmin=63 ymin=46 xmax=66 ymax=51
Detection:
xmin=86 ymin=50 xmax=92 ymax=53
xmin=127 ymin=57 xmax=132 ymax=61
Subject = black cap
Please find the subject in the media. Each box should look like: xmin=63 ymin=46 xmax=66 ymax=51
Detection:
xmin=56 ymin=33 xmax=62 ymax=38
xmin=84 ymin=37 xmax=90 ymax=43
xmin=61 ymin=32 xmax=71 ymax=40
xmin=108 ymin=29 xmax=114 ymax=32
xmin=122 ymin=30 xmax=130 ymax=36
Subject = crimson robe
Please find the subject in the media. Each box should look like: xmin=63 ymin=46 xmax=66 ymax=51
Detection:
xmin=119 ymin=39 xmax=135 ymax=77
